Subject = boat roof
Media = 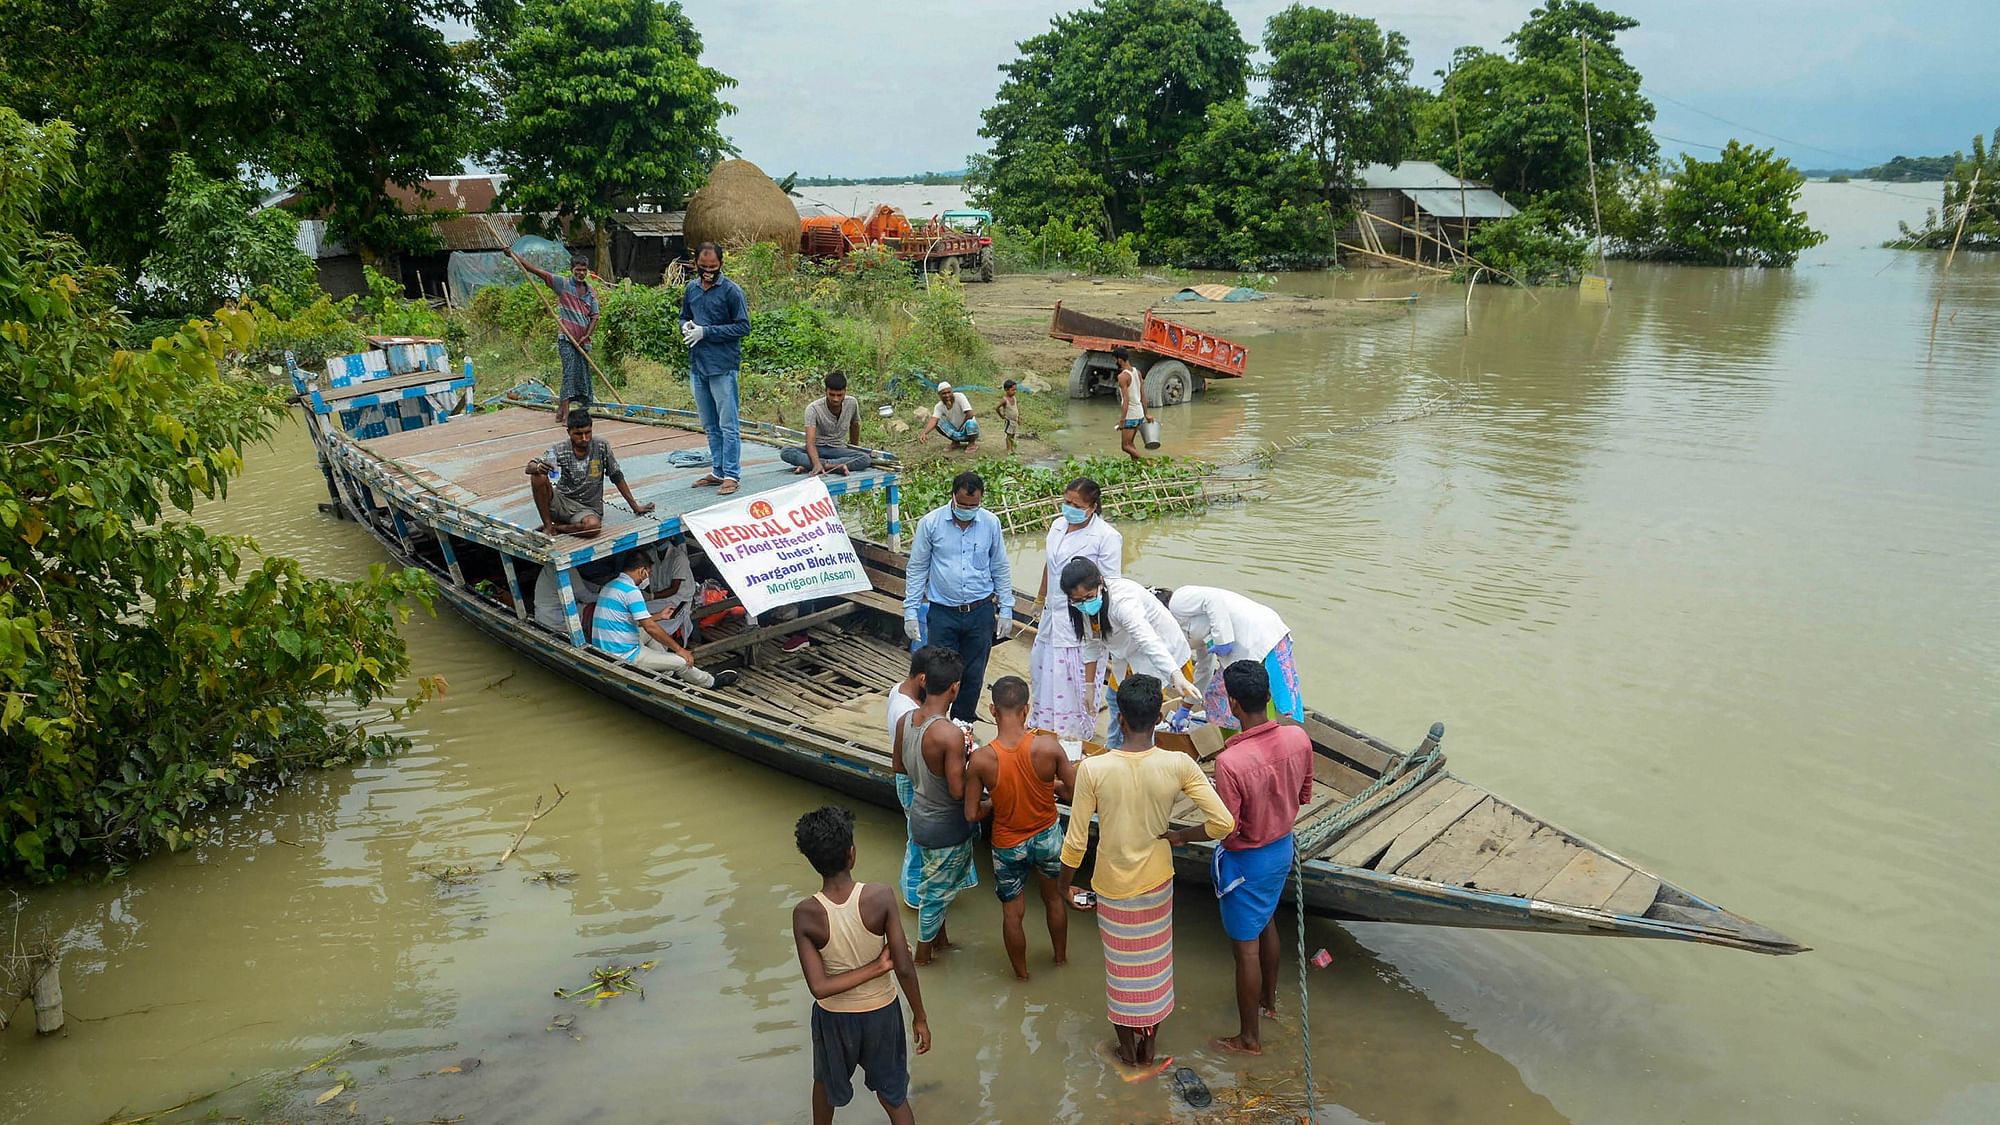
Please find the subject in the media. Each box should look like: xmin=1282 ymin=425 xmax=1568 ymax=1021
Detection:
xmin=346 ymin=405 xmax=898 ymax=570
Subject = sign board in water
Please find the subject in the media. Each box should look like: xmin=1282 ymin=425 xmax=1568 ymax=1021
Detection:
xmin=681 ymin=478 xmax=872 ymax=617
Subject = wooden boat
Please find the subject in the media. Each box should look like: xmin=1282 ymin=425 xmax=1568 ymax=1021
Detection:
xmin=289 ymin=342 xmax=1805 ymax=956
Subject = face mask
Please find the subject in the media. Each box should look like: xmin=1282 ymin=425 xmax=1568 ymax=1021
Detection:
xmin=950 ymin=504 xmax=979 ymax=522
xmin=1075 ymin=594 xmax=1103 ymax=616
xmin=1060 ymin=503 xmax=1090 ymax=525
xmin=699 ymin=266 xmax=719 ymax=282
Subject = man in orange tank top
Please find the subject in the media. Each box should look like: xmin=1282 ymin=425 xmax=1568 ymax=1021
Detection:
xmin=792 ymin=806 xmax=931 ymax=1123
xmin=963 ymin=676 xmax=1077 ymax=980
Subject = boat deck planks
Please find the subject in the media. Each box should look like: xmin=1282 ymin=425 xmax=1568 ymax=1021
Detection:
xmin=1600 ymin=871 xmax=1663 ymax=917
xmin=1457 ymin=826 xmax=1578 ymax=897
xmin=1533 ymin=849 xmax=1634 ymax=909
xmin=358 ymin=407 xmax=896 ymax=552
xmin=1373 ymin=784 xmax=1491 ymax=873
xmin=1328 ymin=778 xmax=1469 ymax=867
xmin=1396 ymin=796 xmax=1528 ymax=882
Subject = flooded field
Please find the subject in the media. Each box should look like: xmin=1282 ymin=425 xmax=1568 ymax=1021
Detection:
xmin=3 ymin=183 xmax=1997 ymax=1124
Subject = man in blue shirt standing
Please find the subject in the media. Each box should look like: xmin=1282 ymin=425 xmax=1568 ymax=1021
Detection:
xmin=902 ymin=471 xmax=1015 ymax=725
xmin=681 ymin=242 xmax=752 ymax=496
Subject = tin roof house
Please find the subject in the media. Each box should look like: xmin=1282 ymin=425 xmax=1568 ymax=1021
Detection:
xmin=1339 ymin=162 xmax=1518 ymax=266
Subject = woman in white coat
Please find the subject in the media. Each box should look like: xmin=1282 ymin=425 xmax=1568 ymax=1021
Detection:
xmin=1154 ymin=585 xmax=1303 ymax=728
xmin=1028 ymin=478 xmax=1123 ymax=740
xmin=1057 ymin=557 xmax=1198 ymax=747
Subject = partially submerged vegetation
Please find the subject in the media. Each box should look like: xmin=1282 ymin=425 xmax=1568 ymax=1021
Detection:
xmin=1887 ymin=130 xmax=1999 ymax=251
xmin=1607 ymin=142 xmax=1827 ymax=267
xmin=0 ymin=111 xmax=438 ymax=882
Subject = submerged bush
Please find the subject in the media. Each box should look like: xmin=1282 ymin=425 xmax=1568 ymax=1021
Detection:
xmin=1459 ymin=203 xmax=1591 ymax=286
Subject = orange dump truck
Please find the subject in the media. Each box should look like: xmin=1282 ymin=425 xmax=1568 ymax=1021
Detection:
xmin=1049 ymin=301 xmax=1248 ymax=407
xmin=800 ymin=204 xmax=995 ymax=281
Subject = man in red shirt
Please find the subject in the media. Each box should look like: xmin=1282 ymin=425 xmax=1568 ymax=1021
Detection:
xmin=1209 ymin=660 xmax=1314 ymax=1055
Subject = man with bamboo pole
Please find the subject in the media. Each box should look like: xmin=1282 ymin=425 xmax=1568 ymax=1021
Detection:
xmin=508 ymin=248 xmax=600 ymax=426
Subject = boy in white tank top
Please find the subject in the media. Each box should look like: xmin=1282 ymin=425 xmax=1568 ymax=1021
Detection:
xmin=792 ymin=805 xmax=931 ymax=1122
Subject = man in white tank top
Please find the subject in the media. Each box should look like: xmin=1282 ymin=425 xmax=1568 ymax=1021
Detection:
xmin=792 ymin=805 xmax=931 ymax=1122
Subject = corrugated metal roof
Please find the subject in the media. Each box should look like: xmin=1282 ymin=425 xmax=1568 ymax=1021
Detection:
xmin=1401 ymin=188 xmax=1518 ymax=220
xmin=612 ymin=211 xmax=686 ymax=236
xmin=1356 ymin=161 xmax=1468 ymax=190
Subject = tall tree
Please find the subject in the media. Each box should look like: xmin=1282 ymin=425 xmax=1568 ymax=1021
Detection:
xmin=1141 ymin=99 xmax=1331 ymax=268
xmin=140 ymin=155 xmax=318 ymax=314
xmin=265 ymin=0 xmax=477 ymax=266
xmin=0 ymin=108 xmax=436 ymax=881
xmin=969 ymin=0 xmax=1250 ymax=240
xmin=1261 ymin=6 xmax=1418 ymax=214
xmin=0 ymin=0 xmax=273 ymax=275
xmin=1417 ymin=1 xmax=1655 ymax=220
xmin=1610 ymin=141 xmax=1825 ymax=266
xmin=1890 ymin=129 xmax=2000 ymax=251
xmin=488 ymin=0 xmax=736 ymax=275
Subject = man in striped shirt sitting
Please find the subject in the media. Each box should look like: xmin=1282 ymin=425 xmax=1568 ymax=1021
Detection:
xmin=590 ymin=552 xmax=737 ymax=689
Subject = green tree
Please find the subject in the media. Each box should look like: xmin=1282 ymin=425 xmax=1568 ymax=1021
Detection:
xmin=1417 ymin=1 xmax=1655 ymax=219
xmin=139 ymin=155 xmax=317 ymax=315
xmin=0 ymin=109 xmax=437 ymax=881
xmin=0 ymin=0 xmax=274 ymax=275
xmin=1615 ymin=141 xmax=1826 ymax=266
xmin=1141 ymin=99 xmax=1333 ymax=268
xmin=265 ymin=0 xmax=477 ymax=266
xmin=489 ymin=0 xmax=737 ymax=274
xmin=1261 ymin=6 xmax=1418 ymax=214
xmin=1890 ymin=129 xmax=2000 ymax=250
xmin=968 ymin=0 xmax=1251 ymax=242
xmin=1460 ymin=200 xmax=1591 ymax=284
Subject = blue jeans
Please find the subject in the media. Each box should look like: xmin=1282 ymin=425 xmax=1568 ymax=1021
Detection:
xmin=691 ymin=371 xmax=741 ymax=481
xmin=921 ymin=600 xmax=996 ymax=725
xmin=780 ymin=444 xmax=873 ymax=472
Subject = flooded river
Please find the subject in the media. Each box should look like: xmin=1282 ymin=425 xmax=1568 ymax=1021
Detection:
xmin=4 ymin=183 xmax=1997 ymax=1124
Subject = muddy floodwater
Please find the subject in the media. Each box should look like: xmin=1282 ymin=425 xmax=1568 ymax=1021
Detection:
xmin=4 ymin=183 xmax=1997 ymax=1124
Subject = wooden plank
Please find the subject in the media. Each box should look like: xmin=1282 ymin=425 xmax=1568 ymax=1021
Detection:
xmin=1301 ymin=714 xmax=1395 ymax=775
xmin=1374 ymin=785 xmax=1490 ymax=873
xmin=1300 ymin=774 xmax=1441 ymax=860
xmin=1328 ymin=779 xmax=1468 ymax=867
xmin=1310 ymin=753 xmax=1376 ymax=801
xmin=1395 ymin=797 xmax=1532 ymax=884
xmin=1458 ymin=828 xmax=1577 ymax=897
xmin=1534 ymin=850 xmax=1637 ymax=909
xmin=1600 ymin=871 xmax=1662 ymax=917
xmin=690 ymin=603 xmax=858 ymax=660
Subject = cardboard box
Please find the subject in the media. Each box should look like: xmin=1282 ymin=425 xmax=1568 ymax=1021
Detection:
xmin=1155 ymin=724 xmax=1226 ymax=762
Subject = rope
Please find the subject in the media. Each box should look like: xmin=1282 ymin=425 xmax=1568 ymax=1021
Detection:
xmin=1287 ymin=722 xmax=1448 ymax=1122
xmin=1294 ymin=845 xmax=1317 ymax=1125
xmin=1224 ymin=388 xmax=1462 ymax=472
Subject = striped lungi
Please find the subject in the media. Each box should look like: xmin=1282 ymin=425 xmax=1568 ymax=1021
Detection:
xmin=1097 ymin=879 xmax=1175 ymax=1029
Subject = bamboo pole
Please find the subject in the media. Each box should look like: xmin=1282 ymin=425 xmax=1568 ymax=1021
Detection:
xmin=31 ymin=952 xmax=62 ymax=1035
xmin=1338 ymin=242 xmax=1453 ymax=275
xmin=1928 ymin=167 xmax=1981 ymax=361
xmin=1579 ymin=32 xmax=1607 ymax=275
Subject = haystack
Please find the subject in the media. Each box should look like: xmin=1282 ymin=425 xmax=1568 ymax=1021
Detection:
xmin=684 ymin=159 xmax=801 ymax=255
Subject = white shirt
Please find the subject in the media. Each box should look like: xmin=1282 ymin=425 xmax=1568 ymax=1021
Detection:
xmin=1081 ymin=576 xmax=1191 ymax=686
xmin=1039 ymin=515 xmax=1123 ymax=648
xmin=931 ymin=392 xmax=974 ymax=427
xmin=886 ymin=686 xmax=920 ymax=748
xmin=1167 ymin=586 xmax=1291 ymax=684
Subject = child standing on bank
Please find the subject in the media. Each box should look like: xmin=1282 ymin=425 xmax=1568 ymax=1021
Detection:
xmin=792 ymin=806 xmax=931 ymax=1123
xmin=998 ymin=379 xmax=1022 ymax=454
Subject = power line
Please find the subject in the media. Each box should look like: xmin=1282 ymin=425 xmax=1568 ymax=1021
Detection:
xmin=1642 ymin=86 xmax=1881 ymax=166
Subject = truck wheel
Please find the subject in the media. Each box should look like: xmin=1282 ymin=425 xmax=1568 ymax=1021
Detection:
xmin=978 ymin=247 xmax=995 ymax=282
xmin=1143 ymin=360 xmax=1193 ymax=408
xmin=938 ymin=257 xmax=962 ymax=280
xmin=1069 ymin=352 xmax=1100 ymax=399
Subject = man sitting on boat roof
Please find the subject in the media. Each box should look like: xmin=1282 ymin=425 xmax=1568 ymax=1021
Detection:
xmin=524 ymin=411 xmax=655 ymax=539
xmin=592 ymin=551 xmax=738 ymax=690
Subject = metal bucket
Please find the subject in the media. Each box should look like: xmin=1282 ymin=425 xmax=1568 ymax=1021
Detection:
xmin=1140 ymin=418 xmax=1162 ymax=449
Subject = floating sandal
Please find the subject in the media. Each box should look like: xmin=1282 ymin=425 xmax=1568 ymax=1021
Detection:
xmin=1170 ymin=1066 xmax=1213 ymax=1108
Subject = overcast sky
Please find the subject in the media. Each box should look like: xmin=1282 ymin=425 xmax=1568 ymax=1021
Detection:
xmin=686 ymin=0 xmax=1990 ymax=175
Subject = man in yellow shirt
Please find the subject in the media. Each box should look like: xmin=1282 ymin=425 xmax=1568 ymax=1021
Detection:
xmin=1058 ymin=674 xmax=1234 ymax=1070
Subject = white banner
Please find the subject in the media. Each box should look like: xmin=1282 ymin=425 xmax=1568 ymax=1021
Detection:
xmin=682 ymin=478 xmax=872 ymax=617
